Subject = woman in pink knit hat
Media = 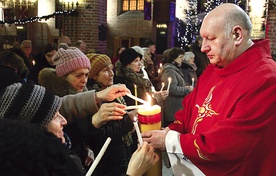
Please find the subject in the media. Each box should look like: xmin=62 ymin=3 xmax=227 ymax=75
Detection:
xmin=39 ymin=47 xmax=91 ymax=95
xmin=38 ymin=47 xmax=93 ymax=168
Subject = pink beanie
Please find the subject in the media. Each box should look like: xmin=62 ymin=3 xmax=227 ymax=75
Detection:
xmin=53 ymin=47 xmax=91 ymax=77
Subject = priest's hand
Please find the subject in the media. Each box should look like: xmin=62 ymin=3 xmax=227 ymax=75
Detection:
xmin=141 ymin=127 xmax=170 ymax=151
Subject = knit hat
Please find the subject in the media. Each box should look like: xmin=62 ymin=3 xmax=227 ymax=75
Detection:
xmin=0 ymin=83 xmax=62 ymax=127
xmin=53 ymin=47 xmax=91 ymax=77
xmin=131 ymin=46 xmax=144 ymax=57
xmin=119 ymin=48 xmax=141 ymax=67
xmin=87 ymin=54 xmax=112 ymax=78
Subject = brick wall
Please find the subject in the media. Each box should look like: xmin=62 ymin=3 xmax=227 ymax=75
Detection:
xmin=267 ymin=7 xmax=276 ymax=56
xmin=64 ymin=0 xmax=107 ymax=54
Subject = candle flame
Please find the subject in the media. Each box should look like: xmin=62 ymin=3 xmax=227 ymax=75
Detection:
xmin=160 ymin=63 xmax=162 ymax=68
xmin=168 ymin=77 xmax=171 ymax=83
xmin=158 ymin=69 xmax=160 ymax=74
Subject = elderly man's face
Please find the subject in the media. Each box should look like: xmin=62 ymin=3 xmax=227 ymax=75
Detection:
xmin=200 ymin=16 xmax=236 ymax=67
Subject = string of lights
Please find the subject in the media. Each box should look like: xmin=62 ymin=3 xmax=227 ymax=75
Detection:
xmin=0 ymin=9 xmax=78 ymax=25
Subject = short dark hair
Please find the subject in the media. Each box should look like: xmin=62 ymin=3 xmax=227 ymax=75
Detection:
xmin=0 ymin=51 xmax=28 ymax=77
xmin=145 ymin=40 xmax=156 ymax=47
xmin=167 ymin=47 xmax=185 ymax=63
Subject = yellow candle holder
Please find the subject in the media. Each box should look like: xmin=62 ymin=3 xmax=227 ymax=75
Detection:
xmin=138 ymin=105 xmax=162 ymax=176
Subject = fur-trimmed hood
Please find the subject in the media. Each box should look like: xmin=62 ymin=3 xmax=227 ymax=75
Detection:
xmin=38 ymin=68 xmax=87 ymax=97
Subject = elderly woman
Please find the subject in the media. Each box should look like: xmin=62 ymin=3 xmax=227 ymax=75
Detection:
xmin=0 ymin=83 xmax=158 ymax=176
xmin=160 ymin=47 xmax=193 ymax=126
xmin=86 ymin=53 xmax=135 ymax=176
xmin=38 ymin=47 xmax=93 ymax=167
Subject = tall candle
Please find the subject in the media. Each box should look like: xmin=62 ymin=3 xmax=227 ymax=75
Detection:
xmin=134 ymin=84 xmax=138 ymax=106
xmin=138 ymin=103 xmax=162 ymax=176
xmin=86 ymin=137 xmax=111 ymax=176
xmin=133 ymin=118 xmax=143 ymax=146
xmin=167 ymin=77 xmax=172 ymax=92
xmin=125 ymin=93 xmax=148 ymax=105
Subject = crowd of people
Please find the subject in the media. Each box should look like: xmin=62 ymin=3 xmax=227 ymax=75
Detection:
xmin=1 ymin=3 xmax=276 ymax=176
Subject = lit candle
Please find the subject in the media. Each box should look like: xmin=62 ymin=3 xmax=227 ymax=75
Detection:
xmin=160 ymin=82 xmax=165 ymax=91
xmin=86 ymin=137 xmax=111 ymax=176
xmin=125 ymin=105 xmax=146 ymax=110
xmin=157 ymin=68 xmax=160 ymax=74
xmin=134 ymin=84 xmax=138 ymax=106
xmin=159 ymin=63 xmax=162 ymax=68
xmin=133 ymin=117 xmax=143 ymax=146
xmin=191 ymin=78 xmax=195 ymax=87
xmin=125 ymin=93 xmax=148 ymax=105
xmin=167 ymin=77 xmax=171 ymax=92
xmin=137 ymin=94 xmax=162 ymax=176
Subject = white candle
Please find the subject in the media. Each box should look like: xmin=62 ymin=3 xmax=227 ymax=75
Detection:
xmin=191 ymin=78 xmax=195 ymax=87
xmin=126 ymin=93 xmax=148 ymax=105
xmin=167 ymin=77 xmax=172 ymax=92
xmin=160 ymin=82 xmax=165 ymax=91
xmin=125 ymin=105 xmax=146 ymax=110
xmin=85 ymin=137 xmax=112 ymax=176
xmin=134 ymin=118 xmax=143 ymax=146
xmin=134 ymin=84 xmax=138 ymax=106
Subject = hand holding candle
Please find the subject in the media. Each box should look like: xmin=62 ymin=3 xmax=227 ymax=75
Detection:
xmin=167 ymin=77 xmax=171 ymax=92
xmin=86 ymin=137 xmax=111 ymax=176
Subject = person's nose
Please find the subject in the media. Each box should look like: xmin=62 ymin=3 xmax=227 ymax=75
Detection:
xmin=109 ymin=69 xmax=114 ymax=76
xmin=59 ymin=114 xmax=67 ymax=126
xmin=201 ymin=39 xmax=209 ymax=53
xmin=82 ymin=75 xmax=88 ymax=83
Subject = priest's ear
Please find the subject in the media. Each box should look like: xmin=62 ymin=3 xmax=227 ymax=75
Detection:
xmin=232 ymin=26 xmax=243 ymax=45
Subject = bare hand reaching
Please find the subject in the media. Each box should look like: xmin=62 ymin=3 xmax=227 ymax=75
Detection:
xmin=96 ymin=84 xmax=131 ymax=103
xmin=92 ymin=102 xmax=126 ymax=128
xmin=126 ymin=142 xmax=159 ymax=176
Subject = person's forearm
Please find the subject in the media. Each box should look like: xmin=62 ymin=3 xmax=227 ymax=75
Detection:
xmin=60 ymin=90 xmax=99 ymax=123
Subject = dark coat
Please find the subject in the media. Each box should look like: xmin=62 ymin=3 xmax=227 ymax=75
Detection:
xmin=160 ymin=63 xmax=190 ymax=125
xmin=86 ymin=84 xmax=134 ymax=176
xmin=0 ymin=66 xmax=24 ymax=91
xmin=181 ymin=61 xmax=198 ymax=86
